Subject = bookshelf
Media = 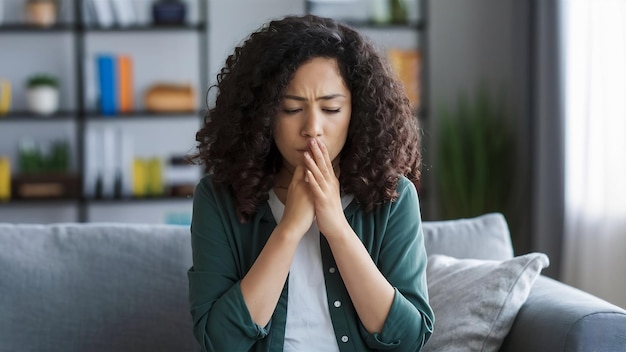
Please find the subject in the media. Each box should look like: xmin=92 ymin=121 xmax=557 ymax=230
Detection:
xmin=0 ymin=0 xmax=208 ymax=223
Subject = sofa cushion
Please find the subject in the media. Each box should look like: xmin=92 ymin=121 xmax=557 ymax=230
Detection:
xmin=423 ymin=213 xmax=514 ymax=261
xmin=423 ymin=252 xmax=550 ymax=352
xmin=0 ymin=223 xmax=195 ymax=352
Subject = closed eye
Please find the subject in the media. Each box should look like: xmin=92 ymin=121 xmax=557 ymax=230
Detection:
xmin=323 ymin=108 xmax=341 ymax=114
xmin=282 ymin=108 xmax=302 ymax=114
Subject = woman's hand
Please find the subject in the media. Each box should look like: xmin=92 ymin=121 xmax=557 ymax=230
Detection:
xmin=241 ymin=165 xmax=314 ymax=327
xmin=278 ymin=165 xmax=316 ymax=238
xmin=303 ymin=138 xmax=350 ymax=237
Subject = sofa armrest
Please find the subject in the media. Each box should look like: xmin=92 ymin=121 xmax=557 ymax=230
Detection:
xmin=499 ymin=276 xmax=626 ymax=352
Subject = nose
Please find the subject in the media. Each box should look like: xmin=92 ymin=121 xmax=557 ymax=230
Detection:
xmin=301 ymin=109 xmax=323 ymax=138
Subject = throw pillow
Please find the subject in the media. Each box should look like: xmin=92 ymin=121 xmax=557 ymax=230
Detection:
xmin=423 ymin=252 xmax=550 ymax=352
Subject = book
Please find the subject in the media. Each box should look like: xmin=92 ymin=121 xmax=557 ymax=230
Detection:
xmin=97 ymin=54 xmax=118 ymax=115
xmin=110 ymin=0 xmax=136 ymax=27
xmin=0 ymin=79 xmax=11 ymax=115
xmin=101 ymin=127 xmax=116 ymax=198
xmin=117 ymin=55 xmax=134 ymax=113
xmin=0 ymin=156 xmax=10 ymax=201
xmin=387 ymin=48 xmax=421 ymax=111
xmin=83 ymin=128 xmax=101 ymax=198
xmin=147 ymin=158 xmax=163 ymax=196
xmin=90 ymin=0 xmax=115 ymax=28
xmin=132 ymin=158 xmax=147 ymax=197
xmin=82 ymin=0 xmax=98 ymax=27
xmin=115 ymin=128 xmax=133 ymax=197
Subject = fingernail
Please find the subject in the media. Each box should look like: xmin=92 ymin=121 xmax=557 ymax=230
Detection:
xmin=310 ymin=139 xmax=317 ymax=147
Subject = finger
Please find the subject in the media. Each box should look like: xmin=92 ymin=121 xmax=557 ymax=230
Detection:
xmin=304 ymin=151 xmax=324 ymax=183
xmin=316 ymin=139 xmax=335 ymax=175
xmin=305 ymin=168 xmax=323 ymax=197
xmin=309 ymin=139 xmax=330 ymax=175
xmin=291 ymin=165 xmax=306 ymax=185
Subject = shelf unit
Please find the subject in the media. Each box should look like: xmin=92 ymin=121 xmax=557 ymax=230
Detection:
xmin=0 ymin=0 xmax=208 ymax=223
xmin=305 ymin=0 xmax=432 ymax=219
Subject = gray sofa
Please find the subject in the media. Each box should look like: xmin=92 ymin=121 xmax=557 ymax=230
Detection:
xmin=1 ymin=213 xmax=625 ymax=351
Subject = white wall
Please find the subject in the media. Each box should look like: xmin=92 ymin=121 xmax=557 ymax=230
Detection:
xmin=428 ymin=0 xmax=515 ymax=107
xmin=426 ymin=0 xmax=532 ymax=252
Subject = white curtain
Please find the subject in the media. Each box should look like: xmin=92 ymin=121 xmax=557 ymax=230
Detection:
xmin=561 ymin=0 xmax=626 ymax=309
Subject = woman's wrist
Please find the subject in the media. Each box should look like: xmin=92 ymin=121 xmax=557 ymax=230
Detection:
xmin=273 ymin=222 xmax=307 ymax=244
xmin=321 ymin=219 xmax=353 ymax=244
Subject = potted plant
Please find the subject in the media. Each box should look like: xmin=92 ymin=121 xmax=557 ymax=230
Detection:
xmin=435 ymin=85 xmax=515 ymax=220
xmin=25 ymin=74 xmax=59 ymax=116
xmin=24 ymin=0 xmax=57 ymax=27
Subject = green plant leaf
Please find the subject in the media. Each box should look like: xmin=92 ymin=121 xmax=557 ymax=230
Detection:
xmin=436 ymin=85 xmax=515 ymax=220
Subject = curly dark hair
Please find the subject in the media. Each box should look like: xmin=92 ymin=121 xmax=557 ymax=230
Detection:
xmin=192 ymin=14 xmax=421 ymax=222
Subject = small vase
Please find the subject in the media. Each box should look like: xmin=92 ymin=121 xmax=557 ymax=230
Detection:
xmin=27 ymin=86 xmax=59 ymax=116
xmin=25 ymin=1 xmax=57 ymax=28
xmin=152 ymin=0 xmax=186 ymax=25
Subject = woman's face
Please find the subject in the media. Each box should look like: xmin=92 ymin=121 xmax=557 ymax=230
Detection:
xmin=274 ymin=57 xmax=352 ymax=172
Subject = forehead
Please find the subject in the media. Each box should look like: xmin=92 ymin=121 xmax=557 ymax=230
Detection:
xmin=286 ymin=57 xmax=349 ymax=93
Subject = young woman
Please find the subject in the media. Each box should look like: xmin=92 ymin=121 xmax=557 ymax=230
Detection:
xmin=188 ymin=14 xmax=434 ymax=352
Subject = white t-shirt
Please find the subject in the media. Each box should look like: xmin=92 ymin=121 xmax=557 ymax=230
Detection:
xmin=268 ymin=189 xmax=352 ymax=352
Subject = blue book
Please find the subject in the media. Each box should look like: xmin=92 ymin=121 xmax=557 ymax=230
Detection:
xmin=97 ymin=55 xmax=117 ymax=115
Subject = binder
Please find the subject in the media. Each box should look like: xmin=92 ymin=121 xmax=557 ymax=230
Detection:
xmin=97 ymin=54 xmax=118 ymax=115
xmin=101 ymin=127 xmax=116 ymax=198
xmin=118 ymin=55 xmax=134 ymax=113
xmin=0 ymin=157 xmax=10 ymax=201
xmin=83 ymin=128 xmax=101 ymax=198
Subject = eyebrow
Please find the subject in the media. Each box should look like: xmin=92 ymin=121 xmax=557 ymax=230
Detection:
xmin=284 ymin=94 xmax=346 ymax=101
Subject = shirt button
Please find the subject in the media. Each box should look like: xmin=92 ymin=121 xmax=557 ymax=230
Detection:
xmin=341 ymin=335 xmax=349 ymax=343
xmin=329 ymin=267 xmax=336 ymax=273
xmin=334 ymin=300 xmax=341 ymax=308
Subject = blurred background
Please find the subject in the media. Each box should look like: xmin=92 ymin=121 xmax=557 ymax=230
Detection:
xmin=0 ymin=0 xmax=624 ymax=308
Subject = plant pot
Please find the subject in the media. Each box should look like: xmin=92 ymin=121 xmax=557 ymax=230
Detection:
xmin=27 ymin=86 xmax=59 ymax=116
xmin=25 ymin=1 xmax=57 ymax=28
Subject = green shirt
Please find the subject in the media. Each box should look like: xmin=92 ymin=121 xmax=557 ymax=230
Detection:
xmin=188 ymin=175 xmax=434 ymax=351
